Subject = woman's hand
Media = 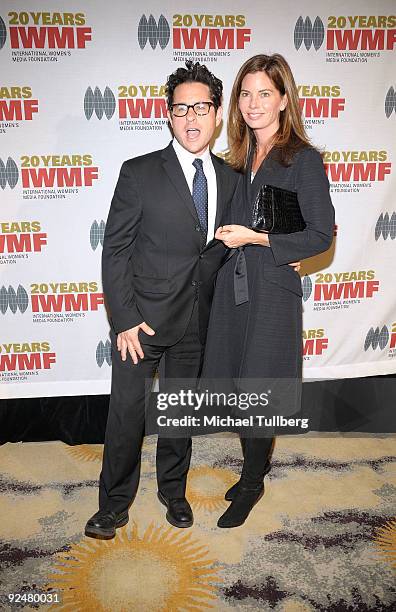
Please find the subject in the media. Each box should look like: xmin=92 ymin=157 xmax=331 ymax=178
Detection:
xmin=216 ymin=225 xmax=302 ymax=271
xmin=215 ymin=224 xmax=269 ymax=248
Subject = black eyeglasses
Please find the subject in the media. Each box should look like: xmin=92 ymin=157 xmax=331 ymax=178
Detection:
xmin=170 ymin=101 xmax=215 ymax=117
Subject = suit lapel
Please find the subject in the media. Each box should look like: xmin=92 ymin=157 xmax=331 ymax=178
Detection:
xmin=245 ymin=148 xmax=252 ymax=202
xmin=161 ymin=143 xmax=199 ymax=224
xmin=161 ymin=144 xmax=228 ymax=251
xmin=197 ymin=153 xmax=228 ymax=253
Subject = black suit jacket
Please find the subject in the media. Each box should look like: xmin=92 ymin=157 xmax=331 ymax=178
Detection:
xmin=102 ymin=142 xmax=240 ymax=345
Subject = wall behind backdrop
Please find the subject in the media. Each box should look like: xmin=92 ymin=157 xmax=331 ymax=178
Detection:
xmin=1 ymin=1 xmax=395 ymax=399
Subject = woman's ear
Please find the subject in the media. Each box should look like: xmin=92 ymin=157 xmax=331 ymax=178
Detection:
xmin=215 ymin=105 xmax=223 ymax=127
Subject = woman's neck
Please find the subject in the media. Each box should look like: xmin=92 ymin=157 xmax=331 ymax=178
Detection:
xmin=252 ymin=128 xmax=278 ymax=172
xmin=254 ymin=125 xmax=278 ymax=157
xmin=252 ymin=134 xmax=275 ymax=172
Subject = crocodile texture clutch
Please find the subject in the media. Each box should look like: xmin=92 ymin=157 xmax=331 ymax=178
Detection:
xmin=251 ymin=184 xmax=306 ymax=234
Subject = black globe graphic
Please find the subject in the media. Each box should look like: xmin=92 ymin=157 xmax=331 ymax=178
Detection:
xmin=0 ymin=158 xmax=19 ymax=189
xmin=364 ymin=326 xmax=389 ymax=351
xmin=0 ymin=286 xmax=8 ymax=314
xmin=302 ymin=275 xmax=312 ymax=302
xmin=84 ymin=87 xmax=116 ymax=120
xmin=138 ymin=14 xmax=170 ymax=50
xmin=385 ymin=86 xmax=395 ymax=118
xmin=96 ymin=340 xmax=112 ymax=366
xmin=294 ymin=16 xmax=324 ymax=51
xmin=0 ymin=285 xmax=29 ymax=314
xmin=0 ymin=16 xmax=7 ymax=50
xmin=6 ymin=157 xmax=19 ymax=188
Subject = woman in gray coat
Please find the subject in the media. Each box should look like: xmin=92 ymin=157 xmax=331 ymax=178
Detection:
xmin=202 ymin=54 xmax=335 ymax=528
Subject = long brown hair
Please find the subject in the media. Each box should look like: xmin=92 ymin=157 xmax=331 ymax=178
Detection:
xmin=227 ymin=54 xmax=311 ymax=171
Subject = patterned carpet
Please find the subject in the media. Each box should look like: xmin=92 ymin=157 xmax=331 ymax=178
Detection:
xmin=0 ymin=434 xmax=395 ymax=611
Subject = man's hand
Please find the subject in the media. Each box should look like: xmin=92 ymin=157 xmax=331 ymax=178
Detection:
xmin=289 ymin=261 xmax=301 ymax=272
xmin=117 ymin=322 xmax=155 ymax=364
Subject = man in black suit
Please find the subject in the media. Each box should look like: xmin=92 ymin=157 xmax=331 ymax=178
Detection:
xmin=85 ymin=62 xmax=240 ymax=539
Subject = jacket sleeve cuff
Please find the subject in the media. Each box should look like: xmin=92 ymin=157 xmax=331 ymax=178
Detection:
xmin=268 ymin=232 xmax=296 ymax=266
xmin=110 ymin=304 xmax=144 ymax=334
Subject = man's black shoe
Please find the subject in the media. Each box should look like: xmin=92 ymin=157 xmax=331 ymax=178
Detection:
xmin=225 ymin=462 xmax=271 ymax=501
xmin=218 ymin=485 xmax=264 ymax=528
xmin=84 ymin=509 xmax=129 ymax=540
xmin=157 ymin=491 xmax=193 ymax=528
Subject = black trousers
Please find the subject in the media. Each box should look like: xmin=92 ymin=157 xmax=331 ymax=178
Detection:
xmin=239 ymin=436 xmax=274 ymax=488
xmin=99 ymin=302 xmax=203 ymax=513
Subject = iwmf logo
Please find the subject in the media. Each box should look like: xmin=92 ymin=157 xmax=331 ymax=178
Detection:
xmin=0 ymin=342 xmax=56 ymax=373
xmin=1 ymin=155 xmax=98 ymax=191
xmin=0 ymin=221 xmax=47 ymax=255
xmin=303 ymin=328 xmax=329 ymax=357
xmin=294 ymin=15 xmax=396 ymax=52
xmin=0 ymin=282 xmax=104 ymax=315
xmin=0 ymin=86 xmax=39 ymax=123
xmin=84 ymin=85 xmax=166 ymax=122
xmin=137 ymin=13 xmax=251 ymax=51
xmin=302 ymin=271 xmax=380 ymax=304
xmin=0 ymin=11 xmax=91 ymax=51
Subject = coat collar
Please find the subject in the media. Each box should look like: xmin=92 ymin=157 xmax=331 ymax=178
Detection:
xmin=211 ymin=151 xmax=226 ymax=229
xmin=245 ymin=146 xmax=277 ymax=208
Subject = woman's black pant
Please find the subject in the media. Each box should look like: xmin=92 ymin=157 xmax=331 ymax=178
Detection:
xmin=239 ymin=436 xmax=274 ymax=488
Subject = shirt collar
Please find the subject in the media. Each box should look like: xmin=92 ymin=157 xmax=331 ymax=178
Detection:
xmin=172 ymin=138 xmax=211 ymax=166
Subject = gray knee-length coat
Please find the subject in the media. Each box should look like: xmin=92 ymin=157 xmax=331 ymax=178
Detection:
xmin=202 ymin=146 xmax=335 ymax=383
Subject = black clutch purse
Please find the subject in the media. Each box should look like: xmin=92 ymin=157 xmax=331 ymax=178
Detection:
xmin=251 ymin=184 xmax=306 ymax=234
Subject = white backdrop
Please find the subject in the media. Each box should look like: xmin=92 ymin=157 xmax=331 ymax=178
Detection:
xmin=1 ymin=1 xmax=395 ymax=398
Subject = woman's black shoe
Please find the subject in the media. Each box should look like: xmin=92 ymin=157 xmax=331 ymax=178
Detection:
xmin=218 ymin=486 xmax=264 ymax=528
xmin=224 ymin=481 xmax=240 ymax=502
xmin=224 ymin=462 xmax=271 ymax=501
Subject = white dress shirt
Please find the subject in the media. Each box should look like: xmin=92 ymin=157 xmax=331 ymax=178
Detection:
xmin=172 ymin=138 xmax=217 ymax=243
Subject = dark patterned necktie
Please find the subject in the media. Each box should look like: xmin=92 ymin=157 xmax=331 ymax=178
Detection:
xmin=192 ymin=158 xmax=208 ymax=236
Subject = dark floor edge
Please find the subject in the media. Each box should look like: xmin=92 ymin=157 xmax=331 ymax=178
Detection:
xmin=1 ymin=375 xmax=395 ymax=444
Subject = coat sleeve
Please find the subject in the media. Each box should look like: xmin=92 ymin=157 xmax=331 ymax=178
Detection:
xmin=269 ymin=148 xmax=335 ymax=265
xmin=102 ymin=161 xmax=143 ymax=333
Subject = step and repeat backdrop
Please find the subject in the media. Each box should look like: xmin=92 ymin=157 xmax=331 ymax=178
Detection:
xmin=1 ymin=1 xmax=395 ymax=398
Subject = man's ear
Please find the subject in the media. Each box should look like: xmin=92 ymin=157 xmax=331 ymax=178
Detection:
xmin=167 ymin=110 xmax=173 ymax=128
xmin=215 ymin=105 xmax=223 ymax=127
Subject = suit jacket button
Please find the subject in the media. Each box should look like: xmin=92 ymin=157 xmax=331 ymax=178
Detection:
xmin=191 ymin=280 xmax=197 ymax=286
